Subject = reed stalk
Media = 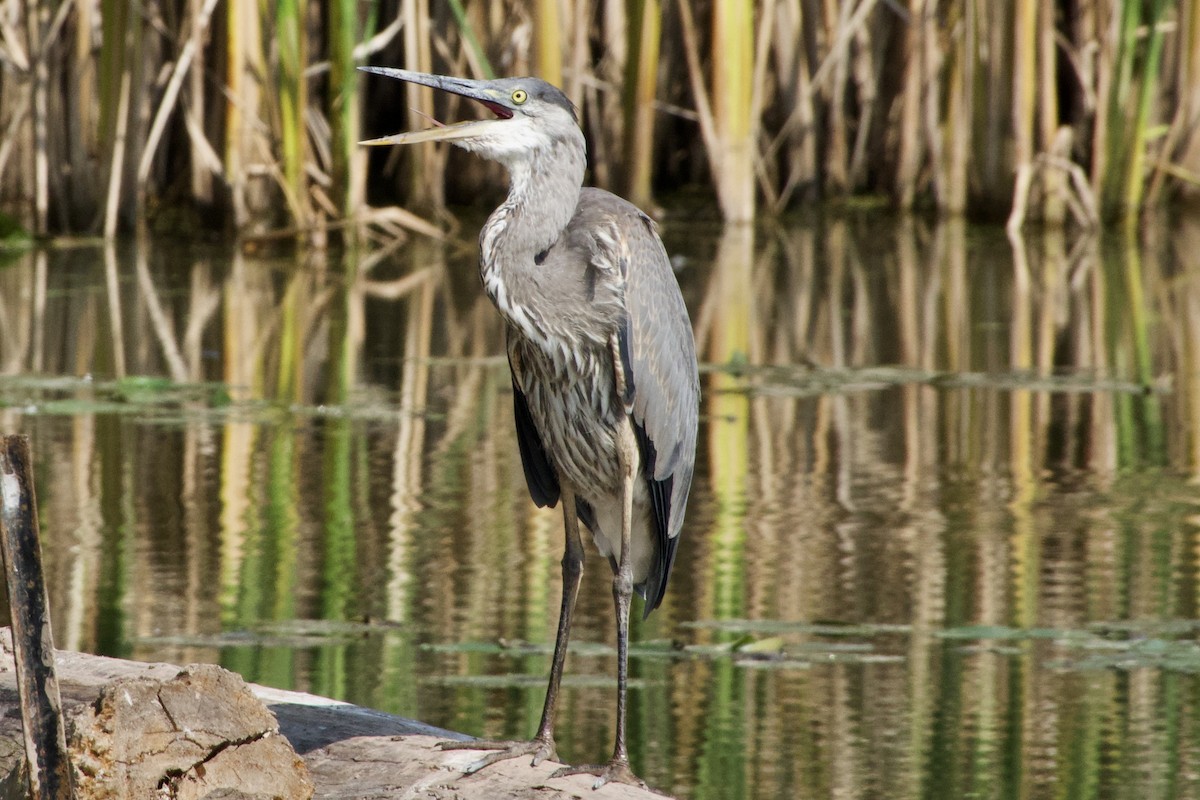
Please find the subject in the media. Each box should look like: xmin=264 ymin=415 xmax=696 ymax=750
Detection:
xmin=446 ymin=0 xmax=495 ymax=79
xmin=1011 ymin=0 xmax=1036 ymax=216
xmin=535 ymin=0 xmax=562 ymax=86
xmin=65 ymin=0 xmax=101 ymax=223
xmin=921 ymin=2 xmax=945 ymax=212
xmin=400 ymin=0 xmax=443 ymax=209
xmin=585 ymin=0 xmax=627 ymax=191
xmin=328 ymin=0 xmax=359 ymax=220
xmin=137 ymin=0 xmax=220 ymax=195
xmin=1173 ymin=0 xmax=1200 ymax=204
xmin=845 ymin=5 xmax=876 ymax=191
xmin=940 ymin=0 xmax=972 ymax=214
xmin=0 ymin=0 xmax=1193 ymax=231
xmin=0 ymin=90 xmax=31 ymax=220
xmin=223 ymin=0 xmax=264 ymax=227
xmin=676 ymin=0 xmax=719 ymax=177
xmin=1100 ymin=0 xmax=1143 ymax=217
xmin=276 ymin=0 xmax=309 ymax=228
xmin=24 ymin=0 xmax=47 ymax=234
xmin=187 ymin=0 xmax=212 ymax=205
xmin=974 ymin=1 xmax=1009 ymax=210
xmin=895 ymin=0 xmax=926 ymax=210
xmin=1119 ymin=0 xmax=1169 ymax=216
xmin=621 ymin=0 xmax=660 ymax=210
xmin=1037 ymin=0 xmax=1063 ymax=224
xmin=102 ymin=58 xmax=130 ymax=239
xmin=710 ymin=0 xmax=755 ymax=222
xmin=764 ymin=0 xmax=815 ymax=210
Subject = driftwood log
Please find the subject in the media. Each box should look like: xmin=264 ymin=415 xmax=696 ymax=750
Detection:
xmin=0 ymin=629 xmax=668 ymax=799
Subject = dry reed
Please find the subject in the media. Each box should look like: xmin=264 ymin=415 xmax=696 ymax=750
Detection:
xmin=0 ymin=0 xmax=1193 ymax=237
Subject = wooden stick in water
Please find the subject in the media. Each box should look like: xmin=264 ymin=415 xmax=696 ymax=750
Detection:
xmin=0 ymin=435 xmax=72 ymax=799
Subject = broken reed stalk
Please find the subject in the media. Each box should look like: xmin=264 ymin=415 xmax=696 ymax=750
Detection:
xmin=187 ymin=0 xmax=213 ymax=204
xmin=0 ymin=435 xmax=73 ymax=799
xmin=136 ymin=0 xmax=220 ymax=193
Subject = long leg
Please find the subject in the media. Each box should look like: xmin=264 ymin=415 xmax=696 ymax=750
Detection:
xmin=552 ymin=417 xmax=645 ymax=788
xmin=535 ymin=482 xmax=586 ymax=744
xmin=438 ymin=483 xmax=585 ymax=772
xmin=610 ymin=420 xmax=636 ymax=770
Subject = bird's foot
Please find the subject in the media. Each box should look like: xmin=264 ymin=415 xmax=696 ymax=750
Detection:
xmin=436 ymin=736 xmax=558 ymax=774
xmin=551 ymin=758 xmax=648 ymax=790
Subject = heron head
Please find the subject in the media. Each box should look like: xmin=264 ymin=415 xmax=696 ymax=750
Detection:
xmin=359 ymin=67 xmax=580 ymax=165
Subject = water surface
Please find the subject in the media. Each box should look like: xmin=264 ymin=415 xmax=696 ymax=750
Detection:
xmin=2 ymin=214 xmax=1200 ymax=798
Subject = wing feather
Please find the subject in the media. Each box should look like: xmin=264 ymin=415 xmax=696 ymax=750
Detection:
xmin=509 ymin=357 xmax=559 ymax=509
xmin=581 ymin=189 xmax=699 ymax=617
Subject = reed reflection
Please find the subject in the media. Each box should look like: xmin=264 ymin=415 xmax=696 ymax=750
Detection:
xmin=0 ymin=217 xmax=1196 ymax=797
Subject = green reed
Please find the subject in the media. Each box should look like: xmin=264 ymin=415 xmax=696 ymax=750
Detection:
xmin=0 ymin=0 xmax=1191 ymax=235
xmin=1102 ymin=0 xmax=1171 ymax=218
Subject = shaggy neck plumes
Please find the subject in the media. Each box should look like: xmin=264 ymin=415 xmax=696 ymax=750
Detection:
xmin=477 ymin=131 xmax=586 ymax=340
xmin=482 ymin=133 xmax=586 ymax=260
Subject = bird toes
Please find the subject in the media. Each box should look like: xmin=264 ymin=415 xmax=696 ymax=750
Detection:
xmin=551 ymin=759 xmax=648 ymax=790
xmin=435 ymin=737 xmax=558 ymax=774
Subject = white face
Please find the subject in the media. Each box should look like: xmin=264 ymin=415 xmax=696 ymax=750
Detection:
xmin=456 ymin=103 xmax=580 ymax=167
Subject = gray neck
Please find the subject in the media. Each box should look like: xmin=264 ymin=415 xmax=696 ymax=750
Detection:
xmin=481 ymin=136 xmax=585 ymax=269
xmin=479 ymin=134 xmax=585 ymax=340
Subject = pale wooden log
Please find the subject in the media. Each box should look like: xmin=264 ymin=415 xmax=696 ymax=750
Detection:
xmin=0 ymin=630 xmax=670 ymax=799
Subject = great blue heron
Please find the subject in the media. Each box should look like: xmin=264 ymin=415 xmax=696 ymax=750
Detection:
xmin=360 ymin=66 xmax=700 ymax=789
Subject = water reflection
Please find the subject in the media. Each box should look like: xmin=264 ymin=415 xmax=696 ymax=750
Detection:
xmin=1 ymin=214 xmax=1200 ymax=798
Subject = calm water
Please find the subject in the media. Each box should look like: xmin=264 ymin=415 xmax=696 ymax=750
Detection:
xmin=2 ymin=214 xmax=1200 ymax=799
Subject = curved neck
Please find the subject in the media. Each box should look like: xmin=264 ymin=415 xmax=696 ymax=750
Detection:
xmin=482 ymin=135 xmax=586 ymax=266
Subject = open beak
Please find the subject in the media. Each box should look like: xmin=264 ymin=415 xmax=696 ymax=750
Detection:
xmin=358 ymin=66 xmax=513 ymax=146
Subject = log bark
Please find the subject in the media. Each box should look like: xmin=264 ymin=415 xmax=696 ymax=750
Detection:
xmin=0 ymin=629 xmax=669 ymax=799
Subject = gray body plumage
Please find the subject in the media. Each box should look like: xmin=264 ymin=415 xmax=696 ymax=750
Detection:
xmin=360 ymin=66 xmax=698 ymax=783
xmin=498 ymin=187 xmax=698 ymax=613
xmin=466 ymin=94 xmax=698 ymax=615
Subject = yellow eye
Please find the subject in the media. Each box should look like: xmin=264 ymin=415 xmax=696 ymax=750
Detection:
xmin=512 ymin=89 xmax=528 ymax=104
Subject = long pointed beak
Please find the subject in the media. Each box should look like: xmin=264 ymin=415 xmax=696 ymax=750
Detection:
xmin=358 ymin=66 xmax=512 ymax=146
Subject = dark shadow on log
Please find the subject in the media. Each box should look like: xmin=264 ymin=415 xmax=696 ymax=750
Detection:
xmin=0 ymin=633 xmax=672 ymax=799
